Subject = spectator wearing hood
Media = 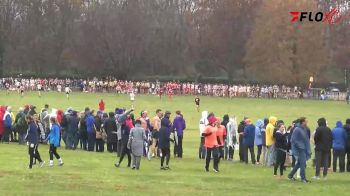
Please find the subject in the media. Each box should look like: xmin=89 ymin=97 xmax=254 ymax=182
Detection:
xmin=173 ymin=111 xmax=186 ymax=158
xmin=313 ymin=118 xmax=332 ymax=179
xmin=274 ymin=123 xmax=287 ymax=177
xmin=15 ymin=107 xmax=28 ymax=145
xmin=243 ymin=119 xmax=256 ymax=164
xmin=199 ymin=111 xmax=208 ymax=159
xmin=127 ymin=120 xmax=146 ymax=170
xmin=266 ymin=116 xmax=277 ymax=166
xmin=332 ymin=121 xmax=347 ymax=172
xmin=67 ymin=111 xmax=79 ymax=150
xmin=3 ymin=106 xmax=12 ymax=143
xmin=255 ymin=119 xmax=264 ymax=164
xmin=288 ymin=117 xmax=311 ymax=183
xmin=159 ymin=111 xmax=173 ymax=170
xmin=261 ymin=118 xmax=269 ymax=166
xmin=344 ymin=119 xmax=350 ymax=172
xmin=203 ymin=116 xmax=220 ymax=172
xmin=226 ymin=117 xmax=237 ymax=161
xmin=40 ymin=104 xmax=50 ymax=138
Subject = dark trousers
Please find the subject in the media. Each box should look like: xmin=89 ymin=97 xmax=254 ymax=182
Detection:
xmin=161 ymin=148 xmax=170 ymax=167
xmin=206 ymin=147 xmax=219 ymax=170
xmin=274 ymin=149 xmax=286 ymax=176
xmin=11 ymin=128 xmax=17 ymax=142
xmin=107 ymin=142 xmax=118 ymax=153
xmin=18 ymin=133 xmax=26 ymax=145
xmin=244 ymin=145 xmax=256 ymax=164
xmin=315 ymin=150 xmax=329 ymax=177
xmin=87 ymin=132 xmax=96 ymax=151
xmin=28 ymin=144 xmax=42 ymax=168
xmin=95 ymin=139 xmax=105 ymax=152
xmin=218 ymin=146 xmax=224 ymax=160
xmin=2 ymin=127 xmax=11 ymax=143
xmin=333 ymin=149 xmax=345 ymax=172
xmin=176 ymin=135 xmax=183 ymax=158
xmin=228 ymin=146 xmax=234 ymax=160
xmin=117 ymin=140 xmax=123 ymax=157
xmin=239 ymin=136 xmax=244 ymax=161
xmin=80 ymin=137 xmax=87 ymax=150
xmin=199 ymin=137 xmax=206 ymax=159
xmin=256 ymin=145 xmax=262 ymax=162
xmin=118 ymin=144 xmax=131 ymax=167
xmin=49 ymin=144 xmax=61 ymax=160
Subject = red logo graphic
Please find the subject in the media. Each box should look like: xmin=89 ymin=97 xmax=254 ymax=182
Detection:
xmin=290 ymin=8 xmax=349 ymax=25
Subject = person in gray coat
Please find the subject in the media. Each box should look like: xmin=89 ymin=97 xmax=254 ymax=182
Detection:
xmin=128 ymin=120 xmax=146 ymax=170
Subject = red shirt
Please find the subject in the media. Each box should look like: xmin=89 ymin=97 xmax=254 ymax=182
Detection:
xmin=99 ymin=100 xmax=105 ymax=111
xmin=203 ymin=125 xmax=218 ymax=148
xmin=216 ymin=125 xmax=226 ymax=147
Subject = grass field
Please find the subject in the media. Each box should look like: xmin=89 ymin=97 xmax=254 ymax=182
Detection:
xmin=0 ymin=91 xmax=350 ymax=196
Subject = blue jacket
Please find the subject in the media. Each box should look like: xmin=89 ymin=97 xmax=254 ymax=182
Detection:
xmin=332 ymin=121 xmax=347 ymax=150
xmin=25 ymin=122 xmax=39 ymax=144
xmin=86 ymin=114 xmax=95 ymax=133
xmin=243 ymin=124 xmax=255 ymax=147
xmin=255 ymin=120 xmax=264 ymax=146
xmin=291 ymin=126 xmax=311 ymax=160
xmin=173 ymin=115 xmax=186 ymax=136
xmin=159 ymin=117 xmax=172 ymax=149
xmin=4 ymin=112 xmax=12 ymax=128
xmin=48 ymin=123 xmax=60 ymax=147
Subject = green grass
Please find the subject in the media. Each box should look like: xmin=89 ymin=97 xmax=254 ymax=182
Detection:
xmin=0 ymin=91 xmax=349 ymax=196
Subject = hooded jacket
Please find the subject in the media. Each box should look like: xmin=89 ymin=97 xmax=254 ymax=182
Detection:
xmin=3 ymin=110 xmax=12 ymax=128
xmin=332 ymin=121 xmax=347 ymax=150
xmin=199 ymin=111 xmax=208 ymax=136
xmin=48 ymin=123 xmax=60 ymax=147
xmin=291 ymin=125 xmax=311 ymax=160
xmin=158 ymin=117 xmax=172 ymax=149
xmin=255 ymin=120 xmax=264 ymax=146
xmin=226 ymin=118 xmax=237 ymax=147
xmin=314 ymin=118 xmax=332 ymax=152
xmin=266 ymin=116 xmax=277 ymax=146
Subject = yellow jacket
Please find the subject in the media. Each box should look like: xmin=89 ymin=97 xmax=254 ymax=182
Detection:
xmin=10 ymin=112 xmax=15 ymax=125
xmin=265 ymin=116 xmax=277 ymax=146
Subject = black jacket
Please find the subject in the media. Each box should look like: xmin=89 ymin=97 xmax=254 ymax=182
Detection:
xmin=104 ymin=117 xmax=118 ymax=143
xmin=275 ymin=131 xmax=287 ymax=150
xmin=343 ymin=124 xmax=350 ymax=151
xmin=314 ymin=118 xmax=332 ymax=152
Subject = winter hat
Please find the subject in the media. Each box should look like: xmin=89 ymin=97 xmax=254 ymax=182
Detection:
xmin=208 ymin=116 xmax=217 ymax=125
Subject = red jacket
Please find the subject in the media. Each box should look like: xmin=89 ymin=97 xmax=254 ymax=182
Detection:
xmin=0 ymin=106 xmax=6 ymax=135
xmin=99 ymin=100 xmax=105 ymax=111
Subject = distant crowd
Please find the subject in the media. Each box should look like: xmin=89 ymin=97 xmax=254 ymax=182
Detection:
xmin=0 ymin=77 xmax=302 ymax=99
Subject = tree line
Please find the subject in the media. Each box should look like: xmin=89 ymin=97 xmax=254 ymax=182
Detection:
xmin=0 ymin=0 xmax=349 ymax=85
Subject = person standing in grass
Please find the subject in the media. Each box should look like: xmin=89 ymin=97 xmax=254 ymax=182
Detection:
xmin=98 ymin=99 xmax=105 ymax=113
xmin=216 ymin=118 xmax=226 ymax=161
xmin=265 ymin=116 xmax=277 ymax=166
xmin=128 ymin=120 xmax=146 ymax=170
xmin=255 ymin=119 xmax=264 ymax=165
xmin=115 ymin=109 xmax=134 ymax=168
xmin=86 ymin=110 xmax=96 ymax=151
xmin=173 ymin=111 xmax=186 ymax=158
xmin=313 ymin=118 xmax=332 ymax=179
xmin=288 ymin=117 xmax=311 ymax=183
xmin=25 ymin=115 xmax=45 ymax=169
xmin=332 ymin=121 xmax=347 ymax=173
xmin=199 ymin=111 xmax=209 ymax=159
xmin=226 ymin=117 xmax=237 ymax=161
xmin=159 ymin=111 xmax=173 ymax=170
xmin=202 ymin=116 xmax=220 ymax=172
xmin=105 ymin=112 xmax=118 ymax=153
xmin=150 ymin=109 xmax=162 ymax=158
xmin=243 ymin=119 xmax=256 ymax=164
xmin=343 ymin=119 xmax=350 ymax=172
xmin=47 ymin=117 xmax=64 ymax=167
xmin=273 ymin=123 xmax=287 ymax=177
xmin=195 ymin=96 xmax=200 ymax=112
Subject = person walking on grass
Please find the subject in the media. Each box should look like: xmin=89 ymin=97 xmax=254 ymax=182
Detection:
xmin=128 ymin=120 xmax=146 ymax=170
xmin=243 ymin=119 xmax=256 ymax=164
xmin=273 ymin=123 xmax=287 ymax=178
xmin=173 ymin=111 xmax=186 ymax=158
xmin=150 ymin=109 xmax=162 ymax=158
xmin=115 ymin=109 xmax=134 ymax=168
xmin=202 ymin=116 xmax=220 ymax=172
xmin=47 ymin=117 xmax=64 ymax=167
xmin=313 ymin=118 xmax=332 ymax=180
xmin=159 ymin=111 xmax=173 ymax=170
xmin=288 ymin=117 xmax=311 ymax=183
xmin=25 ymin=115 xmax=45 ymax=169
xmin=332 ymin=121 xmax=347 ymax=173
